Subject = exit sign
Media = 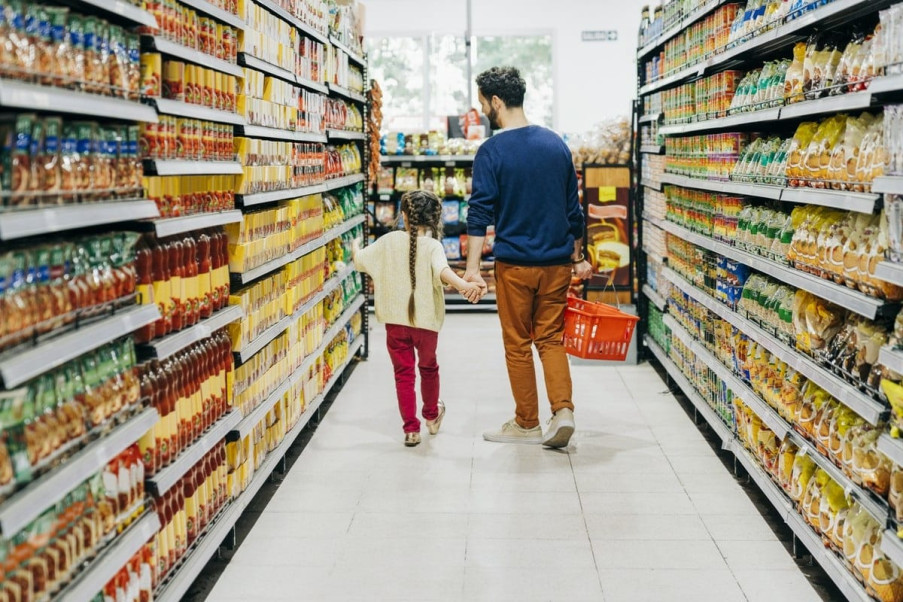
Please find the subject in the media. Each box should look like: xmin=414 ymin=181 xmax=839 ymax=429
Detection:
xmin=582 ymin=30 xmax=618 ymax=42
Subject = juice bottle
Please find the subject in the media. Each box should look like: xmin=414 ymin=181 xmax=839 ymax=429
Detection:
xmin=189 ymin=343 xmax=203 ymax=441
xmin=196 ymin=455 xmax=209 ymax=531
xmin=217 ymin=442 xmax=228 ymax=505
xmin=153 ymin=494 xmax=169 ymax=579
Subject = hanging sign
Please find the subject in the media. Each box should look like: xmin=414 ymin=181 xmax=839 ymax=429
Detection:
xmin=581 ymin=30 xmax=618 ymax=42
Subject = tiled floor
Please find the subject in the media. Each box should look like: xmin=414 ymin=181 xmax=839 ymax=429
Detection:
xmin=205 ymin=313 xmax=825 ymax=602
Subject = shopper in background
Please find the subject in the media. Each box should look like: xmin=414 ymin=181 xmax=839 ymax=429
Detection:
xmin=353 ymin=190 xmax=483 ymax=447
xmin=465 ymin=66 xmax=593 ymax=449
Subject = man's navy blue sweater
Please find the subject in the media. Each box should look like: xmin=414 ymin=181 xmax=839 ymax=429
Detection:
xmin=466 ymin=125 xmax=584 ymax=266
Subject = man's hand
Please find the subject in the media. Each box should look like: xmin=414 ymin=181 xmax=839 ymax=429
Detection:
xmin=463 ymin=269 xmax=488 ymax=299
xmin=572 ymin=259 xmax=593 ymax=281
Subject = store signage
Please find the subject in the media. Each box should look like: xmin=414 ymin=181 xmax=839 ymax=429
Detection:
xmin=582 ymin=30 xmax=618 ymax=42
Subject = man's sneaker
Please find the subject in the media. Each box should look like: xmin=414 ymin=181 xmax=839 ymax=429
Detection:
xmin=405 ymin=432 xmax=421 ymax=447
xmin=541 ymin=408 xmax=575 ymax=449
xmin=426 ymin=400 xmax=445 ymax=435
xmin=483 ymin=419 xmax=543 ymax=444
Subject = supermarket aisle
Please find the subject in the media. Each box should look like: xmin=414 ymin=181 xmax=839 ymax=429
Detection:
xmin=205 ymin=313 xmax=824 ymax=602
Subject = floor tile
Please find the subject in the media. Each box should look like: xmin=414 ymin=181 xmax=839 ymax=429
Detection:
xmin=230 ymin=536 xmax=342 ymax=568
xmin=702 ymin=514 xmax=781 ymax=541
xmin=592 ymin=539 xmax=728 ymax=570
xmin=733 ymin=569 xmax=823 ymax=601
xmin=467 ymin=513 xmax=589 ymax=540
xmin=335 ymin=537 xmax=466 ymax=571
xmin=347 ymin=512 xmax=468 ymax=539
xmin=468 ymin=490 xmax=584 ymax=514
xmin=717 ymin=539 xmax=800 ymax=571
xmin=463 ymin=568 xmax=604 ymax=602
xmin=579 ymin=491 xmax=697 ymax=515
xmin=689 ymin=490 xmax=761 ymax=516
xmin=575 ymin=470 xmax=685 ymax=493
xmin=469 ymin=470 xmax=577 ymax=493
xmin=242 ymin=511 xmax=353 ymax=539
xmin=597 ymin=568 xmax=746 ymax=601
xmin=466 ymin=538 xmax=596 ymax=570
xmin=585 ymin=513 xmax=710 ymax=541
xmin=358 ymin=488 xmax=470 ymax=513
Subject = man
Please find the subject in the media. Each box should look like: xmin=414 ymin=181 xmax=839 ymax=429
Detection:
xmin=465 ymin=66 xmax=593 ymax=449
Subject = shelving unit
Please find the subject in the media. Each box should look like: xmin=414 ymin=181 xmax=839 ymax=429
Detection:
xmin=233 ymin=293 xmax=364 ymax=437
xmin=56 ymin=511 xmax=162 ymax=601
xmin=147 ymin=410 xmax=243 ymax=495
xmin=75 ymin=0 xmax=159 ymax=26
xmin=327 ymin=129 xmax=366 ymax=141
xmin=379 ymin=154 xmax=476 ymax=164
xmin=0 ymin=79 xmax=159 ymax=122
xmin=176 ymin=0 xmax=246 ymax=29
xmin=644 ymin=334 xmax=876 ymax=601
xmin=139 ymin=305 xmax=244 ymax=361
xmin=153 ymin=210 xmax=244 ymax=238
xmin=638 ymin=0 xmax=897 ymax=96
xmin=662 ymin=266 xmax=885 ymax=426
xmin=658 ymin=173 xmax=880 ymax=213
xmin=657 ymin=219 xmax=888 ymax=320
xmin=235 ymin=124 xmax=328 ymax=143
xmin=0 ymin=200 xmax=159 ymax=241
xmin=327 ymin=83 xmax=367 ymax=104
xmin=144 ymin=160 xmax=245 ymax=176
xmin=147 ymin=98 xmax=248 ymax=125
xmin=0 ymin=2 xmax=369 ymax=598
xmin=144 ymin=36 xmax=245 ymax=78
xmin=237 ymin=183 xmax=327 ymax=207
xmin=0 ymin=304 xmax=160 ymax=388
xmin=231 ymin=214 xmax=366 ymax=286
xmin=325 ymin=173 xmax=366 ymax=191
xmin=329 ymin=35 xmax=366 ymax=66
xmin=0 ymin=408 xmax=159 ymax=535
xmin=155 ymin=332 xmax=364 ymax=602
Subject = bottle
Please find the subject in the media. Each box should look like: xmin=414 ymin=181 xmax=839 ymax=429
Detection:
xmin=197 ymin=232 xmax=213 ymax=318
xmin=134 ymin=237 xmax=155 ymax=343
xmin=168 ymin=238 xmax=183 ymax=333
xmin=150 ymin=236 xmax=171 ymax=336
xmin=182 ymin=235 xmax=199 ymax=326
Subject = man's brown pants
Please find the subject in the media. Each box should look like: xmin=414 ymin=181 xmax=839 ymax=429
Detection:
xmin=495 ymin=261 xmax=575 ymax=429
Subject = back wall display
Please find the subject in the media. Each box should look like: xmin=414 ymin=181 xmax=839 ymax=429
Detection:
xmin=582 ymin=165 xmax=632 ymax=291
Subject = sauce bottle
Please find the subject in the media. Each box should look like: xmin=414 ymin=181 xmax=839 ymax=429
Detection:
xmin=134 ymin=237 xmax=155 ymax=343
xmin=168 ymin=238 xmax=183 ymax=333
xmin=197 ymin=232 xmax=213 ymax=318
xmin=150 ymin=236 xmax=171 ymax=337
xmin=183 ymin=235 xmax=199 ymax=326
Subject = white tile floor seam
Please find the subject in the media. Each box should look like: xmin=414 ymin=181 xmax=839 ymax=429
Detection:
xmin=207 ymin=313 xmax=823 ymax=602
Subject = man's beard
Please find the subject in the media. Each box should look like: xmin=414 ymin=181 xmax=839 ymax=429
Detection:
xmin=487 ymin=106 xmax=502 ymax=131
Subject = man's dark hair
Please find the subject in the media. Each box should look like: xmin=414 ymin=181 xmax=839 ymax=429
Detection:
xmin=475 ymin=67 xmax=526 ymax=108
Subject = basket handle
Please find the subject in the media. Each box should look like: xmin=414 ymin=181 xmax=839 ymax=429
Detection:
xmin=599 ymin=271 xmax=622 ymax=310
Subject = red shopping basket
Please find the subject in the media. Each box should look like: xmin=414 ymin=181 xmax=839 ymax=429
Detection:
xmin=563 ymin=297 xmax=640 ymax=361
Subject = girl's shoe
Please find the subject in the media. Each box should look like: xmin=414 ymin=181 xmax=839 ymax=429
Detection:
xmin=405 ymin=432 xmax=421 ymax=447
xmin=426 ymin=400 xmax=446 ymax=435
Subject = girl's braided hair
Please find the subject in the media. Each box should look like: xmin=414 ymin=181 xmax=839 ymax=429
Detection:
xmin=399 ymin=190 xmax=443 ymax=326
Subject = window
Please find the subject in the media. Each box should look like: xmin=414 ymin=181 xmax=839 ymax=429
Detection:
xmin=368 ymin=37 xmax=426 ymax=132
xmin=367 ymin=33 xmax=554 ymax=132
xmin=472 ymin=35 xmax=553 ymax=128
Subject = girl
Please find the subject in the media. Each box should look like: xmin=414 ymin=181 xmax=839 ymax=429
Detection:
xmin=353 ymin=190 xmax=482 ymax=446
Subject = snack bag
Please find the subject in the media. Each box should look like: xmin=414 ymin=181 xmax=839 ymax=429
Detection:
xmin=784 ymin=41 xmax=808 ymax=104
xmin=786 ymin=121 xmax=818 ymax=186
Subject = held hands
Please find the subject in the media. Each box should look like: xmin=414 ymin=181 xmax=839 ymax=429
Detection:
xmin=463 ymin=269 xmax=489 ymax=302
xmin=457 ymin=281 xmax=484 ymax=303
